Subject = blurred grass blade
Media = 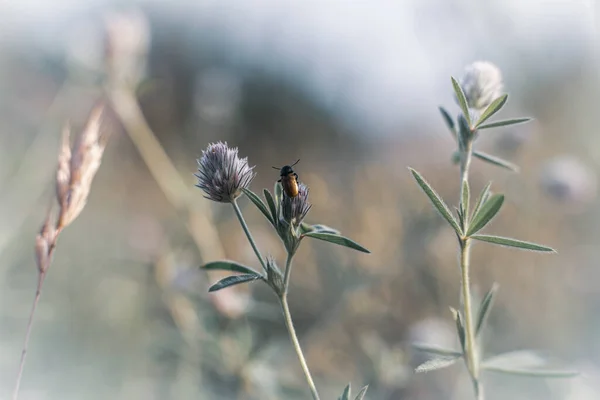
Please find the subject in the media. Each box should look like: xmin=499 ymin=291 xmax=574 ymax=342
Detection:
xmin=241 ymin=188 xmax=273 ymax=225
xmin=476 ymin=283 xmax=499 ymax=337
xmin=208 ymin=273 xmax=262 ymax=292
xmin=450 ymin=307 xmax=466 ymax=354
xmin=354 ymin=385 xmax=369 ymax=400
xmin=263 ymin=188 xmax=278 ymax=224
xmin=338 ymin=384 xmax=351 ymax=400
xmin=483 ymin=350 xmax=578 ymax=378
xmin=472 ymin=182 xmax=492 ymax=218
xmin=461 ymin=179 xmax=470 ymax=222
xmin=483 ymin=366 xmax=579 ymax=378
xmin=451 ymin=76 xmax=471 ymax=127
xmin=409 ymin=168 xmax=462 ymax=235
xmin=466 ymin=194 xmax=504 ymax=236
xmin=201 ymin=260 xmax=260 ymax=275
xmin=475 ymin=94 xmax=508 ymax=127
xmin=415 ymin=356 xmax=460 ymax=373
xmin=439 ymin=106 xmax=456 ymax=137
xmin=304 ymin=232 xmax=370 ymax=253
xmin=412 ymin=342 xmax=463 ymax=358
xmin=471 ymin=235 xmax=556 ymax=252
xmin=477 ymin=117 xmax=532 ymax=130
xmin=474 ymin=151 xmax=519 ymax=172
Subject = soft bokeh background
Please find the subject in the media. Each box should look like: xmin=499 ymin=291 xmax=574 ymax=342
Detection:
xmin=1 ymin=1 xmax=599 ymax=399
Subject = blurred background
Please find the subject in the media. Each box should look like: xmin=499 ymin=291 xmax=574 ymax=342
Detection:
xmin=0 ymin=0 xmax=599 ymax=399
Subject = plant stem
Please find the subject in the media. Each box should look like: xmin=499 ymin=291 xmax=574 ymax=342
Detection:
xmin=12 ymin=272 xmax=46 ymax=400
xmin=459 ymin=138 xmax=482 ymax=399
xmin=231 ymin=199 xmax=266 ymax=272
xmin=280 ymin=254 xmax=320 ymax=400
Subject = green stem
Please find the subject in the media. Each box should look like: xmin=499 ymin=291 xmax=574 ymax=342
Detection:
xmin=280 ymin=254 xmax=320 ymax=400
xmin=459 ymin=138 xmax=482 ymax=399
xmin=231 ymin=199 xmax=266 ymax=272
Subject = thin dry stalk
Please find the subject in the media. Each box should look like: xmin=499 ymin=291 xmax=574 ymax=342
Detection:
xmin=12 ymin=103 xmax=111 ymax=400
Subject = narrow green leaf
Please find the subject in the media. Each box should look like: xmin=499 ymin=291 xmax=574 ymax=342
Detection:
xmin=451 ymin=76 xmax=471 ymax=127
xmin=304 ymin=232 xmax=370 ymax=253
xmin=412 ymin=342 xmax=463 ymax=358
xmin=439 ymin=106 xmax=456 ymax=137
xmin=472 ymin=182 xmax=492 ymax=219
xmin=484 ymin=366 xmax=579 ymax=378
xmin=476 ymin=283 xmax=499 ymax=337
xmin=466 ymin=194 xmax=504 ymax=236
xmin=409 ymin=168 xmax=462 ymax=235
xmin=274 ymin=181 xmax=283 ymax=218
xmin=311 ymin=224 xmax=340 ymax=234
xmin=339 ymin=384 xmax=351 ymax=400
xmin=477 ymin=117 xmax=532 ymax=130
xmin=475 ymin=94 xmax=508 ymax=127
xmin=473 ymin=151 xmax=520 ymax=172
xmin=457 ymin=114 xmax=472 ymax=151
xmin=354 ymin=385 xmax=369 ymax=400
xmin=456 ymin=206 xmax=465 ymax=233
xmin=201 ymin=261 xmax=260 ymax=275
xmin=450 ymin=307 xmax=466 ymax=354
xmin=461 ymin=179 xmax=470 ymax=223
xmin=471 ymin=235 xmax=556 ymax=253
xmin=208 ymin=274 xmax=262 ymax=292
xmin=415 ymin=356 xmax=460 ymax=373
xmin=241 ymin=188 xmax=273 ymax=225
xmin=263 ymin=189 xmax=278 ymax=224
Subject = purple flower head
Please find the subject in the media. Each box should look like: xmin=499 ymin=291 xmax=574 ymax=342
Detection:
xmin=281 ymin=183 xmax=312 ymax=227
xmin=195 ymin=142 xmax=255 ymax=203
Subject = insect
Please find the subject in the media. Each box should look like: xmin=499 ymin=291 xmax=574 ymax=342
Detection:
xmin=273 ymin=159 xmax=300 ymax=197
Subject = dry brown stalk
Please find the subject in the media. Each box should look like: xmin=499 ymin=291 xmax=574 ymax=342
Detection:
xmin=13 ymin=102 xmax=111 ymax=400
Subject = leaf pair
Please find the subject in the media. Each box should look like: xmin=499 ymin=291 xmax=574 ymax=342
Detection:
xmin=450 ymin=76 xmax=531 ymax=130
xmin=242 ymin=187 xmax=370 ymax=254
xmin=409 ymin=168 xmax=555 ymax=252
xmin=201 ymin=261 xmax=263 ymax=292
xmin=339 ymin=383 xmax=368 ymax=400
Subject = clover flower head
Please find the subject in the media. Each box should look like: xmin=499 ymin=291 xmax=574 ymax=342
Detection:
xmin=458 ymin=61 xmax=504 ymax=111
xmin=195 ymin=141 xmax=255 ymax=203
xmin=281 ymin=183 xmax=312 ymax=227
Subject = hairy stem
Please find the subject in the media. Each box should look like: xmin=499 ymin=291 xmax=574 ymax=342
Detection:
xmin=280 ymin=254 xmax=320 ymax=400
xmin=231 ymin=199 xmax=266 ymax=271
xmin=12 ymin=272 xmax=46 ymax=400
xmin=459 ymin=138 xmax=482 ymax=399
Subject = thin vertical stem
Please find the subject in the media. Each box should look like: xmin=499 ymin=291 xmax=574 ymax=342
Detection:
xmin=459 ymin=137 xmax=482 ymax=399
xmin=280 ymin=254 xmax=320 ymax=400
xmin=12 ymin=272 xmax=46 ymax=400
xmin=231 ymin=199 xmax=266 ymax=271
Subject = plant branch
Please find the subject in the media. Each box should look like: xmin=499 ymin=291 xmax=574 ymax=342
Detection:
xmin=231 ymin=199 xmax=267 ymax=272
xmin=280 ymin=254 xmax=320 ymax=400
xmin=459 ymin=138 xmax=482 ymax=399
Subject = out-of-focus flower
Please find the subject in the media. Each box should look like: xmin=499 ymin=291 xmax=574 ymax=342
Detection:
xmin=540 ymin=156 xmax=597 ymax=208
xmin=281 ymin=183 xmax=312 ymax=227
xmin=104 ymin=9 xmax=151 ymax=85
xmin=195 ymin=141 xmax=255 ymax=203
xmin=458 ymin=61 xmax=504 ymax=111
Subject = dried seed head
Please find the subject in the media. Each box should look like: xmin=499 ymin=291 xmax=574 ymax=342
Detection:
xmin=458 ymin=61 xmax=504 ymax=111
xmin=195 ymin=142 xmax=255 ymax=203
xmin=57 ymin=103 xmax=110 ymax=229
xmin=281 ymin=183 xmax=311 ymax=228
